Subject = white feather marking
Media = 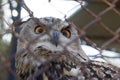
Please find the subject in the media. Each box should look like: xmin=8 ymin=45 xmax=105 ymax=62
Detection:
xmin=33 ymin=42 xmax=64 ymax=52
xmin=70 ymin=68 xmax=80 ymax=76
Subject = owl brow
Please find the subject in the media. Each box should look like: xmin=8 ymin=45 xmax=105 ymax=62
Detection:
xmin=38 ymin=23 xmax=47 ymax=27
xmin=31 ymin=18 xmax=50 ymax=29
xmin=64 ymin=24 xmax=71 ymax=30
xmin=30 ymin=17 xmax=40 ymax=25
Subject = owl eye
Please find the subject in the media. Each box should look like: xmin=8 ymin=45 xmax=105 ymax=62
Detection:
xmin=34 ymin=25 xmax=46 ymax=34
xmin=61 ymin=28 xmax=71 ymax=38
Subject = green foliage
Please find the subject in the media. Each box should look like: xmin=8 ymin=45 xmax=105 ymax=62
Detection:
xmin=0 ymin=38 xmax=10 ymax=55
xmin=0 ymin=0 xmax=1 ymax=4
xmin=0 ymin=37 xmax=10 ymax=80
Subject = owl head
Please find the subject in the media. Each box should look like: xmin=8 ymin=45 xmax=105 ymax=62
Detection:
xmin=17 ymin=17 xmax=89 ymax=62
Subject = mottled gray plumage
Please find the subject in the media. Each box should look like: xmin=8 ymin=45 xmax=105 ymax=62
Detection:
xmin=16 ymin=17 xmax=120 ymax=80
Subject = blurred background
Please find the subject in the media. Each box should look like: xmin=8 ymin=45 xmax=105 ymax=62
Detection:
xmin=0 ymin=0 xmax=120 ymax=80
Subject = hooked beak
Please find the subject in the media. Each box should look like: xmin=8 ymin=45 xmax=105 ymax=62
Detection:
xmin=51 ymin=31 xmax=59 ymax=47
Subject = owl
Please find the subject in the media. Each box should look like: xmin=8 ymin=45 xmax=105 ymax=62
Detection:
xmin=15 ymin=17 xmax=120 ymax=80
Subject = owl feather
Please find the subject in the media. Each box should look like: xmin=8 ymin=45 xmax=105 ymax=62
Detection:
xmin=16 ymin=17 xmax=120 ymax=80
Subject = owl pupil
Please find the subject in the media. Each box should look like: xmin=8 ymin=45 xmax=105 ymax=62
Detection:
xmin=39 ymin=29 xmax=43 ymax=33
xmin=63 ymin=32 xmax=67 ymax=36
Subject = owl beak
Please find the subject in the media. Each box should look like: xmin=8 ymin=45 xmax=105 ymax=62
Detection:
xmin=52 ymin=31 xmax=59 ymax=47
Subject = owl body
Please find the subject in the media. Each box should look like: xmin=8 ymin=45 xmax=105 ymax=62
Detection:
xmin=16 ymin=17 xmax=120 ymax=80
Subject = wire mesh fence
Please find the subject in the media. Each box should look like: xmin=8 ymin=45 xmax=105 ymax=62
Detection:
xmin=0 ymin=0 xmax=120 ymax=80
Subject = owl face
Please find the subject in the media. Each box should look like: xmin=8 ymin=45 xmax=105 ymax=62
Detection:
xmin=17 ymin=17 xmax=89 ymax=63
xmin=18 ymin=17 xmax=80 ymax=52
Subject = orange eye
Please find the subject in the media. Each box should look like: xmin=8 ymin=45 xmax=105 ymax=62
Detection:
xmin=34 ymin=25 xmax=46 ymax=34
xmin=61 ymin=29 xmax=71 ymax=38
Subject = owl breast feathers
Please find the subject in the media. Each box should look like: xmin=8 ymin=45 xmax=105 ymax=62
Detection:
xmin=15 ymin=17 xmax=120 ymax=80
